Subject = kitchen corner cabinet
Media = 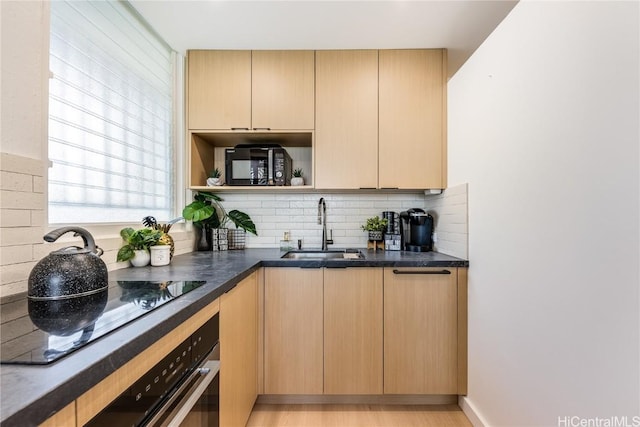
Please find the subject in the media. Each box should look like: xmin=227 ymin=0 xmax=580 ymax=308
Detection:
xmin=187 ymin=50 xmax=314 ymax=131
xmin=324 ymin=268 xmax=383 ymax=394
xmin=315 ymin=50 xmax=379 ymax=189
xmin=383 ymin=267 xmax=458 ymax=394
xmin=220 ymin=272 xmax=258 ymax=427
xmin=264 ymin=268 xmax=323 ymax=394
xmin=379 ymin=49 xmax=447 ymax=189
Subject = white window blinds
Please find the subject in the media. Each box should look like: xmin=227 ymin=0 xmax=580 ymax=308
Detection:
xmin=48 ymin=0 xmax=174 ymax=224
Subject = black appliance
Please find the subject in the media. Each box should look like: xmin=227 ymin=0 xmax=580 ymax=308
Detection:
xmin=86 ymin=315 xmax=219 ymax=427
xmin=400 ymin=208 xmax=434 ymax=252
xmin=382 ymin=211 xmax=399 ymax=234
xmin=225 ymin=144 xmax=292 ymax=186
xmin=0 ymin=280 xmax=205 ymax=365
xmin=29 ymin=227 xmax=108 ymax=300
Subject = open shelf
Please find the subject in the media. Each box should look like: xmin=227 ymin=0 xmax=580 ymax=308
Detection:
xmin=189 ymin=130 xmax=314 ymax=189
xmin=189 ymin=185 xmax=315 ymax=192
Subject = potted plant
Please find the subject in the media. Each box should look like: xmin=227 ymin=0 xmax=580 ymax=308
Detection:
xmin=291 ymin=168 xmax=304 ymax=186
xmin=182 ymin=192 xmax=257 ymax=251
xmin=117 ymin=227 xmax=163 ymax=267
xmin=206 ymin=167 xmax=223 ymax=186
xmin=361 ymin=216 xmax=389 ymax=241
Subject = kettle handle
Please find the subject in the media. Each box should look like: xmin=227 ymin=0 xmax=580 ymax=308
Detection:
xmin=44 ymin=227 xmax=100 ymax=255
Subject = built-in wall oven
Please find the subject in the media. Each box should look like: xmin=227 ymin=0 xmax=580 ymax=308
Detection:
xmin=86 ymin=314 xmax=219 ymax=427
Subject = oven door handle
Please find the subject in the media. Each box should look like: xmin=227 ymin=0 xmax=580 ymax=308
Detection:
xmin=146 ymin=359 xmax=220 ymax=427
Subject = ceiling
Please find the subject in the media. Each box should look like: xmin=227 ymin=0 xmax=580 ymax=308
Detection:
xmin=130 ymin=0 xmax=518 ymax=78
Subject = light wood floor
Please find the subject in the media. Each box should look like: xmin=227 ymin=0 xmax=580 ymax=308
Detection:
xmin=246 ymin=404 xmax=472 ymax=427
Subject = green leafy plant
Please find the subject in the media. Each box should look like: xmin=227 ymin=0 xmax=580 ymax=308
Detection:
xmin=293 ymin=168 xmax=303 ymax=178
xmin=182 ymin=192 xmax=257 ymax=235
xmin=209 ymin=167 xmax=221 ymax=178
xmin=360 ymin=216 xmax=389 ymax=232
xmin=117 ymin=227 xmax=163 ymax=262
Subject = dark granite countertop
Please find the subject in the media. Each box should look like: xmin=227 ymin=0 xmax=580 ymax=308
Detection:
xmin=0 ymin=248 xmax=467 ymax=426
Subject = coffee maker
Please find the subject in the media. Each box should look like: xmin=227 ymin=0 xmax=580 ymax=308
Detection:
xmin=399 ymin=208 xmax=434 ymax=252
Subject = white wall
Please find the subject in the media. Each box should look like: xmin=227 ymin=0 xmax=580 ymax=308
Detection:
xmin=0 ymin=1 xmax=49 ymax=160
xmin=448 ymin=1 xmax=639 ymax=425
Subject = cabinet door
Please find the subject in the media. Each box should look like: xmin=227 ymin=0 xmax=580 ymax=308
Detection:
xmin=187 ymin=50 xmax=251 ymax=130
xmin=252 ymin=50 xmax=315 ymax=130
xmin=39 ymin=402 xmax=75 ymax=427
xmin=264 ymin=268 xmax=323 ymax=394
xmin=379 ymin=49 xmax=446 ymax=189
xmin=220 ymin=272 xmax=258 ymax=427
xmin=384 ymin=267 xmax=457 ymax=394
xmin=324 ymin=268 xmax=383 ymax=394
xmin=315 ymin=50 xmax=378 ymax=189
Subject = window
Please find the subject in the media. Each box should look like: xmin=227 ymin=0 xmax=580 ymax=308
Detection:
xmin=48 ymin=0 xmax=175 ymax=224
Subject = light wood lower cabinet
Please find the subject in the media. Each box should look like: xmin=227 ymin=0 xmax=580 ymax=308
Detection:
xmin=39 ymin=402 xmax=75 ymax=427
xmin=220 ymin=272 xmax=258 ymax=427
xmin=263 ymin=266 xmax=466 ymax=397
xmin=264 ymin=268 xmax=323 ymax=394
xmin=324 ymin=268 xmax=383 ymax=394
xmin=383 ymin=267 xmax=458 ymax=394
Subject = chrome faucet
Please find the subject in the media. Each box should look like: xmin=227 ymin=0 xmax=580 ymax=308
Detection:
xmin=317 ymin=197 xmax=333 ymax=250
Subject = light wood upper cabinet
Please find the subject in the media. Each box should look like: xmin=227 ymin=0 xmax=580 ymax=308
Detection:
xmin=188 ymin=50 xmax=314 ymax=131
xmin=220 ymin=272 xmax=258 ymax=427
xmin=252 ymin=50 xmax=315 ymax=130
xmin=264 ymin=268 xmax=323 ymax=394
xmin=383 ymin=267 xmax=458 ymax=394
xmin=379 ymin=49 xmax=447 ymax=189
xmin=324 ymin=268 xmax=383 ymax=394
xmin=315 ymin=50 xmax=379 ymax=189
xmin=188 ymin=50 xmax=252 ymax=130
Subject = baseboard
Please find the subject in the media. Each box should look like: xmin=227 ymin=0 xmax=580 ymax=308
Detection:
xmin=258 ymin=394 xmax=458 ymax=405
xmin=459 ymin=396 xmax=490 ymax=427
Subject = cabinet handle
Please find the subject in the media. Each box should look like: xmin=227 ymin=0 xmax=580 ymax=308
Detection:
xmin=392 ymin=269 xmax=451 ymax=275
xmin=231 ymin=127 xmax=250 ymax=131
xmin=252 ymin=127 xmax=271 ymax=131
xmin=380 ymin=187 xmax=399 ymax=190
xmin=359 ymin=187 xmax=376 ymax=190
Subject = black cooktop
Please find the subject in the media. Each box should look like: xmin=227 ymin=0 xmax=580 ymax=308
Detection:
xmin=0 ymin=280 xmax=206 ymax=365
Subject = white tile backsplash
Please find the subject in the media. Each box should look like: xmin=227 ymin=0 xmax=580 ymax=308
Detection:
xmin=219 ymin=192 xmax=426 ymax=249
xmin=423 ymin=183 xmax=469 ymax=259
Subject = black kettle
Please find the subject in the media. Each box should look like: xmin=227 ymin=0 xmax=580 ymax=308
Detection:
xmin=28 ymin=227 xmax=108 ymax=300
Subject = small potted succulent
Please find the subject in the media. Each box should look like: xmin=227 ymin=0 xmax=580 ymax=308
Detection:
xmin=206 ymin=167 xmax=223 ymax=186
xmin=361 ymin=216 xmax=389 ymax=241
xmin=117 ymin=227 xmax=163 ymax=267
xmin=291 ymin=168 xmax=304 ymax=186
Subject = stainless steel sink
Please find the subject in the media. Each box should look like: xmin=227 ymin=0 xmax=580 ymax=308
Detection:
xmin=281 ymin=250 xmax=365 ymax=260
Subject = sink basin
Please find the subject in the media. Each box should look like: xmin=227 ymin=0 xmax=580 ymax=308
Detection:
xmin=281 ymin=250 xmax=364 ymax=260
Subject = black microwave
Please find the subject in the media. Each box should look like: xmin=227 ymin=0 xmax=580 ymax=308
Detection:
xmin=225 ymin=144 xmax=292 ymax=186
